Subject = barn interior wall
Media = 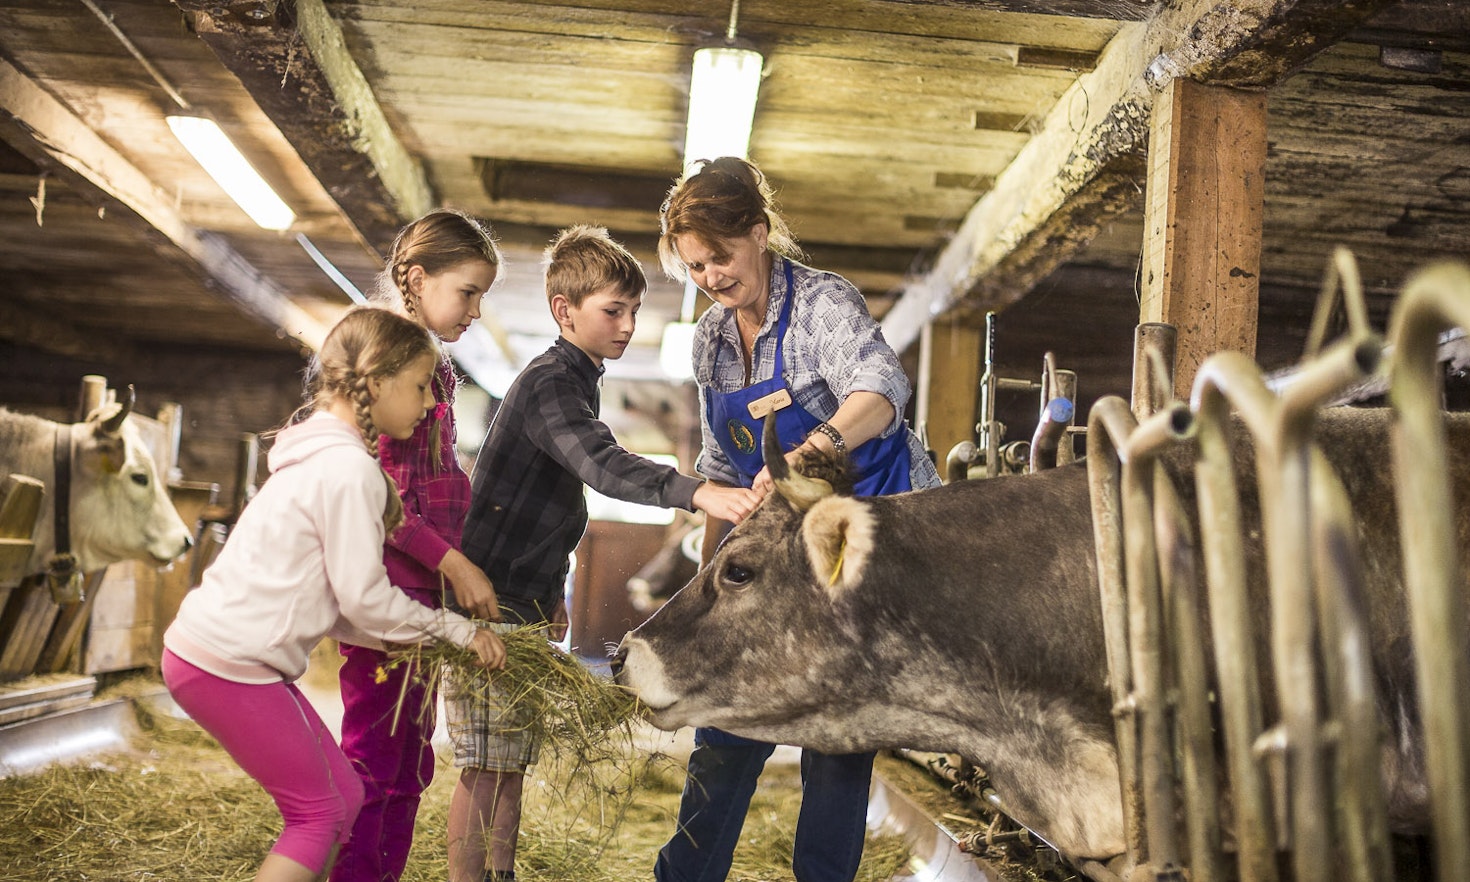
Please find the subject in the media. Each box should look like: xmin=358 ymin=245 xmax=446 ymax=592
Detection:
xmin=0 ymin=340 xmax=307 ymax=503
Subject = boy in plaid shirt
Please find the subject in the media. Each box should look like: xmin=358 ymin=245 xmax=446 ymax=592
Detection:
xmin=445 ymin=225 xmax=759 ymax=882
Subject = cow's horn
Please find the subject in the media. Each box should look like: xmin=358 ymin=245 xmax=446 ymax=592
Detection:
xmin=99 ymin=385 xmax=135 ymax=435
xmin=763 ymin=416 xmax=832 ymax=511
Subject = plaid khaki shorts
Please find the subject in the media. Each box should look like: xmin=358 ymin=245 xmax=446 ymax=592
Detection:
xmin=442 ymin=622 xmax=542 ymax=772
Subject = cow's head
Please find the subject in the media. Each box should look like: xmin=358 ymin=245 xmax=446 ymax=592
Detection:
xmin=65 ymin=392 xmax=193 ymax=572
xmin=614 ymin=420 xmax=890 ymax=751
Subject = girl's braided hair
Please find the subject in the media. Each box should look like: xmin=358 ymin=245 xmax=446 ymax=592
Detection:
xmin=301 ymin=306 xmax=438 ymax=533
xmin=375 ymin=208 xmax=502 ymax=322
xmin=373 ymin=208 xmax=501 ymax=471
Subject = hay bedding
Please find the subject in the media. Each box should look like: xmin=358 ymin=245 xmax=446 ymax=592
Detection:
xmin=0 ymin=637 xmax=911 ymax=882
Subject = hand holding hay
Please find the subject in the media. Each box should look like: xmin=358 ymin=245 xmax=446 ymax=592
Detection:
xmin=466 ymin=626 xmax=507 ymax=669
xmin=384 ymin=624 xmax=640 ymax=764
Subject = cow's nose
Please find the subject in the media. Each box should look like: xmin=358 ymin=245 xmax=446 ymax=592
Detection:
xmin=609 ymin=646 xmax=627 ymax=680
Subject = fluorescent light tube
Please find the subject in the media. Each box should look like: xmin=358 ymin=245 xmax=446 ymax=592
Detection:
xmin=166 ymin=115 xmax=296 ymax=231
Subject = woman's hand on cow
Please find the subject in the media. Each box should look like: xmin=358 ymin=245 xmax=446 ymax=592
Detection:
xmin=748 ymin=444 xmax=811 ymax=498
xmin=439 ymin=549 xmax=502 ymax=622
xmin=693 ymin=482 xmax=763 ymax=523
xmin=467 ymin=627 xmax=507 ymax=670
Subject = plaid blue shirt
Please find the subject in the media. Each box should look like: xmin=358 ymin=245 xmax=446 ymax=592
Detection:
xmin=693 ymin=257 xmax=940 ymax=491
xmin=461 ymin=337 xmax=702 ymax=624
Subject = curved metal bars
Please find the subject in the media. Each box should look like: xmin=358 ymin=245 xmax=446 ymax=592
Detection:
xmin=1188 ymin=353 xmax=1278 ymax=882
xmin=1190 ymin=335 xmax=1381 ymax=882
xmin=1303 ymin=246 xmax=1372 ymax=360
xmin=1385 ymin=260 xmax=1470 ymax=882
xmin=1086 ymin=397 xmax=1195 ymax=875
xmin=1309 ymin=455 xmax=1392 ymax=882
xmin=1151 ymin=471 xmax=1224 ymax=882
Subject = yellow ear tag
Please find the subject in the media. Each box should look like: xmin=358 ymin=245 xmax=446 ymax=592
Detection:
xmin=828 ymin=537 xmax=846 ymax=587
xmin=100 ymin=454 xmax=120 ymax=474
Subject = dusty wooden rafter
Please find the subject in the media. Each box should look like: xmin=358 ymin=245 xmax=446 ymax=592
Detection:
xmin=871 ymin=0 xmax=1154 ymax=22
xmin=881 ymin=0 xmax=1398 ymax=353
xmin=0 ymin=55 xmax=330 ymax=350
xmin=173 ymin=0 xmax=435 ymax=258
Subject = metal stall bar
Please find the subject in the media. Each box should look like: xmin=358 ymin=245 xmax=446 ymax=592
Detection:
xmin=1190 ymin=357 xmax=1279 ymax=882
xmin=1151 ymin=471 xmax=1224 ymax=882
xmin=1291 ymin=245 xmax=1391 ymax=882
xmin=1191 ymin=336 xmax=1381 ymax=882
xmin=1385 ymin=261 xmax=1470 ymax=882
xmin=1310 ymin=451 xmax=1392 ymax=882
xmin=1085 ymin=403 xmax=1143 ymax=870
xmin=1271 ymin=312 xmax=1387 ymax=882
xmin=1087 ymin=398 xmax=1195 ymax=878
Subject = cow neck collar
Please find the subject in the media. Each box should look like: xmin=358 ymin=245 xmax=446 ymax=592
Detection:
xmin=49 ymin=424 xmax=77 ymax=583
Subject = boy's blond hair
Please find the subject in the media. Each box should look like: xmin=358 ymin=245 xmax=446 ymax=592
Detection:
xmin=543 ymin=225 xmax=647 ymax=307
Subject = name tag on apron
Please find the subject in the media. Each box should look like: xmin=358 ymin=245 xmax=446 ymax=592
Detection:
xmin=746 ymin=388 xmax=792 ymax=420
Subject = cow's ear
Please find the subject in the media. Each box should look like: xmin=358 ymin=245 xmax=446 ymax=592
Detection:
xmin=801 ymin=496 xmax=875 ymax=601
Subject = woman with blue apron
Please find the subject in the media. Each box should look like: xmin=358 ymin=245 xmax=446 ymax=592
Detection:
xmin=705 ymin=259 xmax=914 ymax=498
xmin=654 ymin=157 xmax=940 ymax=882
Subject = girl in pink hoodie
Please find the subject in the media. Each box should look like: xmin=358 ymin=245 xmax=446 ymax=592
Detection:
xmin=163 ymin=307 xmax=505 ymax=882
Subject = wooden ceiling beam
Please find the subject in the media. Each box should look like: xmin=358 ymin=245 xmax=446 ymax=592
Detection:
xmin=0 ymin=55 xmax=329 ymax=350
xmin=173 ymin=0 xmax=435 ymax=257
xmin=881 ymin=0 xmax=1398 ymax=354
xmin=869 ymin=0 xmax=1153 ymax=22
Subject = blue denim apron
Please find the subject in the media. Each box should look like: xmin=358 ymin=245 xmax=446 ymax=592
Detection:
xmin=705 ymin=259 xmax=914 ymax=497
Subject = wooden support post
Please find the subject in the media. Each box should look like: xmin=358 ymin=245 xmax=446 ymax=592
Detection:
xmin=917 ymin=317 xmax=983 ymax=470
xmin=1141 ymin=79 xmax=1266 ymax=399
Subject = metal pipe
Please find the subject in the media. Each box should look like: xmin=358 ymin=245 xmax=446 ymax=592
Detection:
xmin=1152 ymin=471 xmax=1224 ymax=882
xmin=1272 ymin=337 xmax=1384 ymax=882
xmin=1189 ymin=355 xmax=1278 ymax=882
xmin=1386 ymin=260 xmax=1470 ymax=882
xmin=945 ymin=440 xmax=979 ymax=484
xmin=978 ymin=312 xmax=1000 ymax=478
xmin=1028 ymin=397 xmax=1075 ymax=473
xmin=1189 ymin=334 xmax=1380 ymax=882
xmin=1085 ymin=399 xmax=1145 ymax=868
xmin=1087 ymin=398 xmax=1195 ymax=874
xmin=1303 ymin=246 xmax=1372 ymax=359
xmin=1053 ymin=369 xmax=1079 ymax=465
xmin=1311 ymin=455 xmax=1392 ymax=882
xmin=1131 ymin=323 xmax=1177 ymax=421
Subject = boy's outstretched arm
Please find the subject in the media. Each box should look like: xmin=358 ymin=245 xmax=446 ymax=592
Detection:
xmin=691 ymin=482 xmax=761 ymax=524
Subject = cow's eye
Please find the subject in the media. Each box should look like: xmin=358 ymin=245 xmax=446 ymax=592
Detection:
xmin=130 ymin=472 xmax=149 ymax=487
xmin=721 ymin=563 xmax=753 ymax=588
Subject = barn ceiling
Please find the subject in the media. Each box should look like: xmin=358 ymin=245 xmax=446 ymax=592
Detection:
xmin=0 ymin=0 xmax=1466 ymax=438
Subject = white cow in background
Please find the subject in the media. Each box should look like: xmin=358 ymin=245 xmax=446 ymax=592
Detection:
xmin=0 ymin=393 xmax=193 ymax=578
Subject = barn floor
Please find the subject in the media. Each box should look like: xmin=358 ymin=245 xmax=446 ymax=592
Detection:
xmin=0 ymin=656 xmax=1061 ymax=882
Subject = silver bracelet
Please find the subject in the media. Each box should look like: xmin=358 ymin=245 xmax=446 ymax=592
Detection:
xmin=808 ymin=421 xmax=846 ymax=454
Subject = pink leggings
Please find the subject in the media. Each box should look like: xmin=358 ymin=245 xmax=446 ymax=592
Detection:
xmin=162 ymin=650 xmax=365 ymax=874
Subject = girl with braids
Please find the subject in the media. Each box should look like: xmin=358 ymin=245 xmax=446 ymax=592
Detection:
xmin=333 ymin=208 xmax=505 ymax=882
xmin=162 ymin=307 xmax=506 ymax=882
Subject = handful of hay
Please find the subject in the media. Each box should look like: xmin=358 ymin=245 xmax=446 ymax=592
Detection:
xmin=382 ymin=625 xmax=641 ymax=766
